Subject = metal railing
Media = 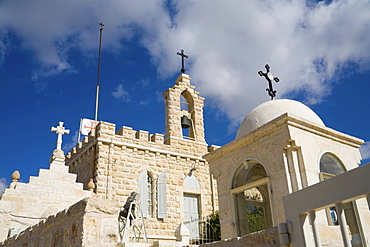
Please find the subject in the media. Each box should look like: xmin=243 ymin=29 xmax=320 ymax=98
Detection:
xmin=184 ymin=214 xmax=221 ymax=245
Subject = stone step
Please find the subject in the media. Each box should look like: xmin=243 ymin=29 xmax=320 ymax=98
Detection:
xmin=38 ymin=169 xmax=77 ymax=182
xmin=49 ymin=163 xmax=70 ymax=174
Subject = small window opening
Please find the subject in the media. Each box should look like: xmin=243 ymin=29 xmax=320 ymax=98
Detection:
xmin=319 ymin=153 xmax=365 ymax=246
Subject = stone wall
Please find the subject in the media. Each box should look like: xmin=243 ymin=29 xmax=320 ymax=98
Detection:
xmin=0 ymin=197 xmax=120 ymax=247
xmin=66 ymin=119 xmax=218 ymax=242
xmin=67 ymin=123 xmax=217 ymax=241
xmin=201 ymin=227 xmax=280 ymax=247
xmin=67 ymin=135 xmax=96 ymax=190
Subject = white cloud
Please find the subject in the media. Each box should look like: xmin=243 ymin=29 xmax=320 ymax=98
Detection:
xmin=147 ymin=0 xmax=370 ymax=123
xmin=0 ymin=177 xmax=7 ymax=194
xmin=63 ymin=130 xmax=79 ymax=153
xmin=1 ymin=0 xmax=370 ymax=125
xmin=360 ymin=142 xmax=370 ymax=161
xmin=140 ymin=100 xmax=149 ymax=106
xmin=112 ymin=84 xmax=130 ymax=101
xmin=0 ymin=0 xmax=170 ymax=78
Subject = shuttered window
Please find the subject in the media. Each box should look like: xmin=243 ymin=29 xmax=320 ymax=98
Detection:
xmin=138 ymin=170 xmax=153 ymax=217
xmin=157 ymin=172 xmax=167 ymax=218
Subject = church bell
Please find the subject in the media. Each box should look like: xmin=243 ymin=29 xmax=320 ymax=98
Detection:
xmin=181 ymin=115 xmax=191 ymax=129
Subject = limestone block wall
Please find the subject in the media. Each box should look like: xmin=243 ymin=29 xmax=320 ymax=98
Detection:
xmin=92 ymin=144 xmax=215 ymax=240
xmin=0 ymin=197 xmax=120 ymax=247
xmin=67 ymin=135 xmax=96 ymax=190
xmin=66 ymin=121 xmax=217 ymax=242
xmin=67 ymin=121 xmax=208 ymax=182
xmin=0 ymin=158 xmax=92 ymax=242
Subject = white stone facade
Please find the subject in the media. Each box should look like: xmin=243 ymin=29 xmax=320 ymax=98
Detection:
xmin=204 ymin=99 xmax=369 ymax=246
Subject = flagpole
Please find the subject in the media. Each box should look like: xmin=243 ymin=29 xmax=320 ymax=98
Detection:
xmin=78 ymin=118 xmax=82 ymax=142
xmin=95 ymin=22 xmax=104 ymax=122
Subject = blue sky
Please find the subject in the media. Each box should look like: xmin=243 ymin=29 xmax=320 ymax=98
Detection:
xmin=1 ymin=0 xmax=370 ymax=191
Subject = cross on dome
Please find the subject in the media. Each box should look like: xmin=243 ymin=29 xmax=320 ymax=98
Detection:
xmin=258 ymin=64 xmax=280 ymax=100
xmin=51 ymin=122 xmax=70 ymax=150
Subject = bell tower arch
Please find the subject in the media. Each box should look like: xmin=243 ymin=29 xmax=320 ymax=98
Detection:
xmin=163 ymin=73 xmax=206 ymax=145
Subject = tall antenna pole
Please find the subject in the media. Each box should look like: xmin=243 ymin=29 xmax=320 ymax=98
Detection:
xmin=95 ymin=22 xmax=104 ymax=122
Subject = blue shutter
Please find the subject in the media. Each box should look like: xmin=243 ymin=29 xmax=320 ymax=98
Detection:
xmin=138 ymin=170 xmax=148 ymax=217
xmin=157 ymin=172 xmax=167 ymax=218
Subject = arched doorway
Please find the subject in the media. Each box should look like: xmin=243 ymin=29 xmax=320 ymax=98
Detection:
xmin=231 ymin=160 xmax=273 ymax=236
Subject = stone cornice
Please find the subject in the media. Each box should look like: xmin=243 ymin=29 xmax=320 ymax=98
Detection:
xmin=204 ymin=113 xmax=364 ymax=163
xmin=286 ymin=115 xmax=364 ymax=147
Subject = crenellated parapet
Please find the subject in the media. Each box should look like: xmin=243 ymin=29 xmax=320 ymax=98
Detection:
xmin=66 ymin=120 xmax=208 ymax=166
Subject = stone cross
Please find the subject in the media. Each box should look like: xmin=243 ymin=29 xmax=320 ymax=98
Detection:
xmin=51 ymin=122 xmax=70 ymax=150
xmin=177 ymin=49 xmax=188 ymax=74
xmin=258 ymin=64 xmax=280 ymax=100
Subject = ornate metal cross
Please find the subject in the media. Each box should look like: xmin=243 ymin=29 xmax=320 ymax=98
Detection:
xmin=258 ymin=64 xmax=280 ymax=100
xmin=51 ymin=122 xmax=70 ymax=150
xmin=177 ymin=49 xmax=188 ymax=74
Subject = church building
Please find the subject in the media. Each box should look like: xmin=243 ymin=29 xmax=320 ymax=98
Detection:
xmin=65 ymin=72 xmax=217 ymax=242
xmin=0 ymin=72 xmax=218 ymax=246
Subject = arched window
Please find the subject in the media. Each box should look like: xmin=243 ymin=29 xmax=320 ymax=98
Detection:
xmin=320 ymin=152 xmax=346 ymax=177
xmin=231 ymin=160 xmax=272 ymax=236
xmin=319 ymin=153 xmax=364 ymax=244
xmin=180 ymin=91 xmax=195 ymax=140
xmin=138 ymin=170 xmax=154 ymax=217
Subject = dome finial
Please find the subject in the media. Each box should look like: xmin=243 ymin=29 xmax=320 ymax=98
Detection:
xmin=258 ymin=64 xmax=280 ymax=100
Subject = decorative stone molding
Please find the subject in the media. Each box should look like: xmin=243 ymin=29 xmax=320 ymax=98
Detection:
xmin=88 ymin=179 xmax=95 ymax=191
xmin=175 ymin=223 xmax=190 ymax=246
xmin=11 ymin=171 xmax=20 ymax=182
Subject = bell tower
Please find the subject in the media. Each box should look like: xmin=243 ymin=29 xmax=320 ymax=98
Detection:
xmin=163 ymin=73 xmax=206 ymax=146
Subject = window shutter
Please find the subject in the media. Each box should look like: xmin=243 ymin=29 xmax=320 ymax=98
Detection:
xmin=157 ymin=172 xmax=167 ymax=218
xmin=138 ymin=170 xmax=148 ymax=217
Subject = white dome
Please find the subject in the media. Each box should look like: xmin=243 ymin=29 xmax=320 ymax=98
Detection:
xmin=236 ymin=99 xmax=325 ymax=139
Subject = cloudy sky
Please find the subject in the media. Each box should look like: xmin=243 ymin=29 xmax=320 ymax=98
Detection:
xmin=1 ymin=0 xmax=370 ymax=190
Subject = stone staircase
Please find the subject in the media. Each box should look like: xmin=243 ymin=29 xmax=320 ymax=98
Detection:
xmin=0 ymin=150 xmax=93 ymax=242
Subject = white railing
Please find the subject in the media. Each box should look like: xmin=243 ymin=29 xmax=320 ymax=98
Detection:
xmin=184 ymin=215 xmax=220 ymax=245
xmin=282 ymin=163 xmax=370 ymax=247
